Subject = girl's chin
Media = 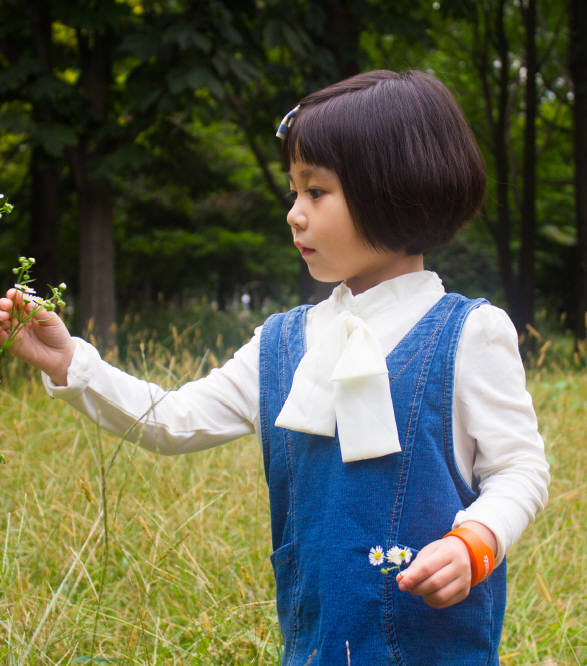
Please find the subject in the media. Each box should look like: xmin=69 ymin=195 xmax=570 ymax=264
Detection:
xmin=307 ymin=270 xmax=343 ymax=285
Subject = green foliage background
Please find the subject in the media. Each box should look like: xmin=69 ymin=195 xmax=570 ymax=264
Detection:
xmin=0 ymin=0 xmax=581 ymax=340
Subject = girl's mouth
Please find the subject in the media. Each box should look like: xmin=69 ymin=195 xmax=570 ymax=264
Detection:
xmin=294 ymin=241 xmax=316 ymax=257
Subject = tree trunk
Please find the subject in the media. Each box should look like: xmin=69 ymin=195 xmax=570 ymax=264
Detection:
xmin=29 ymin=148 xmax=60 ymax=289
xmin=517 ymin=0 xmax=538 ymax=337
xmin=569 ymin=0 xmax=587 ymax=343
xmin=71 ymin=26 xmax=117 ymax=348
xmin=28 ymin=0 xmax=60 ymax=291
xmin=78 ymin=176 xmax=116 ymax=348
xmin=493 ymin=0 xmax=517 ymax=317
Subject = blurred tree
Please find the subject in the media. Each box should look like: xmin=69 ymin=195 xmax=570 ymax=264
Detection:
xmin=569 ymin=0 xmax=586 ymax=342
xmin=519 ymin=0 xmax=538 ymax=336
xmin=426 ymin=0 xmax=574 ymax=338
xmin=0 ymin=0 xmax=581 ymax=349
xmin=1 ymin=0 xmax=302 ymax=341
xmin=0 ymin=1 xmax=70 ymax=292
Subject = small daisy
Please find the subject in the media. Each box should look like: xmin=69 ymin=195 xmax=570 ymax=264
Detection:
xmin=386 ymin=546 xmax=413 ymax=566
xmin=22 ymin=294 xmax=45 ymax=306
xmin=369 ymin=545 xmax=385 ymax=566
xmin=14 ymin=283 xmax=36 ymax=294
xmin=401 ymin=547 xmax=413 ymax=564
xmin=386 ymin=546 xmax=403 ymax=566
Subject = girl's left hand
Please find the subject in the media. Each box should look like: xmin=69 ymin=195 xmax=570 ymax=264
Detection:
xmin=396 ymin=521 xmax=497 ymax=609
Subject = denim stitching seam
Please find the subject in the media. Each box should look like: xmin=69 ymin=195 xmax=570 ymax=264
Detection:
xmin=385 ymin=296 xmax=455 ymax=664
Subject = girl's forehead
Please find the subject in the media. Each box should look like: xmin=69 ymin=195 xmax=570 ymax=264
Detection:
xmin=287 ymin=162 xmax=337 ymax=182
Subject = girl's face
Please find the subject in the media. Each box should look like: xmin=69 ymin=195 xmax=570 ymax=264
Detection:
xmin=287 ymin=161 xmax=423 ymax=294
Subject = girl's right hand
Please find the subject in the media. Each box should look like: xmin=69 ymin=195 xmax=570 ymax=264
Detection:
xmin=0 ymin=288 xmax=76 ymax=386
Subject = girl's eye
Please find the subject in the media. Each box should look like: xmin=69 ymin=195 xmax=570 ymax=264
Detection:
xmin=285 ymin=188 xmax=323 ymax=203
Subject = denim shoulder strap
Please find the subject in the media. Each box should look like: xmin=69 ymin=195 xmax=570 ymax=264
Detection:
xmin=259 ymin=305 xmax=312 ymax=484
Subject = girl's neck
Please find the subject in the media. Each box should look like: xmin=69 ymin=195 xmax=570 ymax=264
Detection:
xmin=345 ymin=252 xmax=424 ymax=296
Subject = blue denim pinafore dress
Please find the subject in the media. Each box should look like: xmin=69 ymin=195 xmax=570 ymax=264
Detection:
xmin=259 ymin=294 xmax=506 ymax=665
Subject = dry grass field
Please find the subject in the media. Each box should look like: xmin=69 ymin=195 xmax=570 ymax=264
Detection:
xmin=0 ymin=318 xmax=584 ymax=664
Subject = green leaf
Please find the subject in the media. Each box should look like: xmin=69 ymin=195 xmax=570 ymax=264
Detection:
xmin=0 ymin=55 xmax=39 ymax=92
xmin=31 ymin=123 xmax=77 ymax=157
xmin=282 ymin=24 xmax=305 ymax=55
xmin=206 ymin=75 xmax=225 ymax=100
xmin=167 ymin=65 xmax=209 ymax=94
xmin=263 ymin=20 xmax=282 ymax=49
xmin=162 ymin=24 xmax=211 ymax=53
xmin=119 ymin=32 xmax=159 ymax=61
xmin=27 ymin=74 xmax=69 ymax=102
xmin=217 ymin=20 xmax=243 ymax=47
xmin=228 ymin=58 xmax=259 ymax=85
xmin=92 ymin=145 xmax=151 ymax=176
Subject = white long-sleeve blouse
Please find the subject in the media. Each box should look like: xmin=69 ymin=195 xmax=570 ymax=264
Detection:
xmin=42 ymin=271 xmax=549 ymax=563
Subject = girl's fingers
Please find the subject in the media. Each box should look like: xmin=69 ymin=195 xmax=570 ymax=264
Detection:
xmin=5 ymin=288 xmax=19 ymax=302
xmin=0 ymin=296 xmax=19 ymax=321
xmin=1 ymin=289 xmax=24 ymax=313
xmin=397 ymin=546 xmax=450 ymax=589
xmin=420 ymin=576 xmax=471 ymax=609
xmin=398 ymin=537 xmax=470 ymax=581
xmin=396 ymin=538 xmax=472 ymax=609
xmin=0 ymin=292 xmax=52 ymax=334
xmin=0 ymin=296 xmax=14 ymax=312
xmin=403 ymin=560 xmax=463 ymax=596
xmin=398 ymin=553 xmax=471 ymax=608
xmin=399 ymin=557 xmax=449 ymax=593
xmin=3 ymin=289 xmax=48 ymax=317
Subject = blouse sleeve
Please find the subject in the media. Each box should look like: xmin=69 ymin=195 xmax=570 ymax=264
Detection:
xmin=451 ymin=304 xmax=550 ymax=564
xmin=41 ymin=329 xmax=262 ymax=455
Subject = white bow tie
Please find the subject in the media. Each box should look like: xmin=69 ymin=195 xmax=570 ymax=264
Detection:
xmin=274 ymin=310 xmax=401 ymax=462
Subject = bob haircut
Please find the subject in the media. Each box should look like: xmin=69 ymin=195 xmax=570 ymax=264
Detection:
xmin=281 ymin=70 xmax=486 ymax=255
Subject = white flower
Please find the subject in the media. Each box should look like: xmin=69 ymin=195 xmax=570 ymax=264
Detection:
xmin=14 ymin=283 xmax=36 ymax=294
xmin=59 ymin=282 xmax=67 ymax=290
xmin=386 ymin=546 xmax=412 ymax=566
xmin=369 ymin=546 xmax=385 ymax=566
xmin=386 ymin=546 xmax=403 ymax=566
xmin=22 ymin=294 xmax=44 ymax=306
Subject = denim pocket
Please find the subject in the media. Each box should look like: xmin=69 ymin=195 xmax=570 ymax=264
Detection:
xmin=270 ymin=541 xmax=297 ymax=646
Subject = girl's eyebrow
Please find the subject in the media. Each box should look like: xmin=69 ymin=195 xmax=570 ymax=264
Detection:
xmin=287 ymin=166 xmax=327 ymax=181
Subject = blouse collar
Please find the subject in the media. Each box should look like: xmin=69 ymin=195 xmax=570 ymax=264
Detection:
xmin=275 ymin=271 xmax=443 ymax=463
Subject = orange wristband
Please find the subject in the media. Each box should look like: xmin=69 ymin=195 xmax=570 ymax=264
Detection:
xmin=443 ymin=527 xmax=495 ymax=586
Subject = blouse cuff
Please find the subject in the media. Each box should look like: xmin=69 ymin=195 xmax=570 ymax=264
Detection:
xmin=41 ymin=337 xmax=100 ymax=398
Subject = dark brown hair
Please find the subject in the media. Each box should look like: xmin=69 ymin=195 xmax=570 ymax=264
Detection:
xmin=282 ymin=70 xmax=486 ymax=255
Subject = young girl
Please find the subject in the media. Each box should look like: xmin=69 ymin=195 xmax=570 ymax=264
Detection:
xmin=0 ymin=70 xmax=549 ymax=664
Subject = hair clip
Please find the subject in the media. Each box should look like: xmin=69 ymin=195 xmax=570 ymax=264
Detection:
xmin=276 ymin=104 xmax=301 ymax=139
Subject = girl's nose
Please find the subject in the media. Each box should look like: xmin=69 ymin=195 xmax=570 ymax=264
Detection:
xmin=287 ymin=200 xmax=308 ymax=230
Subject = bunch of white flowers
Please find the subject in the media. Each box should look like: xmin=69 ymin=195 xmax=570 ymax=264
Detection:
xmin=1 ymin=256 xmax=67 ymax=359
xmin=368 ymin=545 xmax=413 ymax=575
xmin=1 ymin=200 xmax=67 ymax=360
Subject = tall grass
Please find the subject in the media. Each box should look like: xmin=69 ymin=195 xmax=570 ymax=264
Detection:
xmin=0 ymin=313 xmax=584 ymax=664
